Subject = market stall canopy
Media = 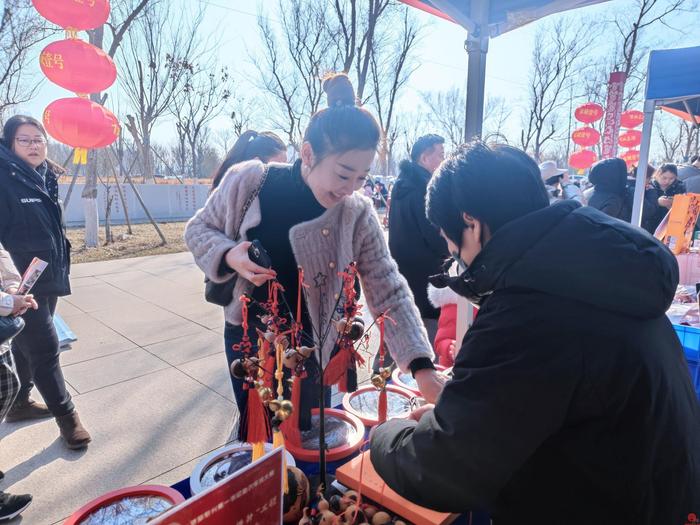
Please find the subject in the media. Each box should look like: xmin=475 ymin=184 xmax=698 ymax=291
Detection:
xmin=398 ymin=0 xmax=610 ymax=140
xmin=398 ymin=0 xmax=608 ymax=37
xmin=631 ymin=45 xmax=700 ymax=226
xmin=646 ymin=46 xmax=700 ymax=124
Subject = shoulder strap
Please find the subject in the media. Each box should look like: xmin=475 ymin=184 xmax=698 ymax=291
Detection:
xmin=233 ymin=165 xmax=269 ymax=241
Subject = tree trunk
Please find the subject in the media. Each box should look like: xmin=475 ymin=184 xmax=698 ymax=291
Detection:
xmin=82 ymin=27 xmax=105 ymax=248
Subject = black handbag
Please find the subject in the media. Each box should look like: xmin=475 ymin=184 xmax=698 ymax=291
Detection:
xmin=204 ymin=167 xmax=269 ymax=307
xmin=0 ymin=315 xmax=25 ymax=346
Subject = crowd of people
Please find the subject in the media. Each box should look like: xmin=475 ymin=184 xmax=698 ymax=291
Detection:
xmin=0 ymin=71 xmax=699 ymax=523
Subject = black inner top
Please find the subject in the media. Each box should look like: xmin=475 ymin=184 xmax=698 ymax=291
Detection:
xmin=247 ymin=160 xmax=326 ymax=344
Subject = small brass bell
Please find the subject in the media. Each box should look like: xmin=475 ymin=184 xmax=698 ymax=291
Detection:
xmin=347 ymin=317 xmax=364 ymax=341
xmin=279 ymin=399 xmax=293 ymax=417
xmin=230 ymin=359 xmax=247 ymax=379
xmin=257 ymin=386 xmax=273 ymax=403
xmin=371 ymin=374 xmax=385 ymax=390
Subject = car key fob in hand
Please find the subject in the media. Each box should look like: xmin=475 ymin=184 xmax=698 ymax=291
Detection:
xmin=248 ymin=239 xmax=272 ymax=269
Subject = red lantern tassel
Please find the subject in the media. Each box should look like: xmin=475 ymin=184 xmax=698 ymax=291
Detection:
xmin=377 ymin=389 xmax=388 ymax=423
xmin=246 ymin=387 xmax=270 ymax=461
xmin=323 ymin=343 xmax=353 ymax=389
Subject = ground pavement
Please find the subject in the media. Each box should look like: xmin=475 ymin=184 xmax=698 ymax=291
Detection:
xmin=0 ymin=252 xmax=377 ymax=524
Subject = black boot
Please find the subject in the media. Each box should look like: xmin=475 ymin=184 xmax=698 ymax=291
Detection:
xmin=0 ymin=491 xmax=32 ymax=520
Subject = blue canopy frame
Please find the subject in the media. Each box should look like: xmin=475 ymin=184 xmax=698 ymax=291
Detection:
xmin=631 ymin=46 xmax=700 ymax=226
xmin=399 ymin=0 xmax=609 ymax=140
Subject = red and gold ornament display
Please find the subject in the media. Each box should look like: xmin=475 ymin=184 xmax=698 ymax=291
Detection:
xmin=32 ymin=0 xmax=119 ymax=165
xmin=32 ymin=0 xmax=110 ymax=32
xmin=574 ymin=102 xmax=604 ymax=124
xmin=569 ymin=102 xmax=603 ymax=170
xmin=618 ymin=109 xmax=644 ymax=167
xmin=40 ymin=39 xmax=116 ymax=95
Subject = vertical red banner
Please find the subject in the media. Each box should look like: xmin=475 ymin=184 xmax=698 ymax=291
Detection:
xmin=601 ymin=71 xmax=627 ymax=159
xmin=152 ymin=448 xmax=284 ymax=525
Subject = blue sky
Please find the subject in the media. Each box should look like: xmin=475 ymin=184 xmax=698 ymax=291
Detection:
xmin=18 ymin=0 xmax=700 ymax=159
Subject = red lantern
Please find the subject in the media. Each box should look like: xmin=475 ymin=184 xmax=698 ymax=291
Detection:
xmin=568 ymin=149 xmax=597 ymax=170
xmin=620 ymin=110 xmax=644 ymax=129
xmin=43 ymin=98 xmax=119 ymax=149
xmin=618 ymin=130 xmax=642 ymax=149
xmin=571 ymin=127 xmax=601 ymax=147
xmin=32 ymin=0 xmax=110 ymax=31
xmin=620 ymin=149 xmax=641 ymax=166
xmin=40 ymin=39 xmax=116 ymax=94
xmin=574 ymin=103 xmax=604 ymax=124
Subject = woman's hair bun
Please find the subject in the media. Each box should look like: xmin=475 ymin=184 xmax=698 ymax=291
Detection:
xmin=323 ymin=73 xmax=356 ymax=108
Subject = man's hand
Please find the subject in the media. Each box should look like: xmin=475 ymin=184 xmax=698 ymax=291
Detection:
xmin=414 ymin=368 xmax=446 ymax=404
xmin=12 ymin=294 xmax=37 ymax=316
xmin=224 ymin=242 xmax=276 ymax=287
xmin=448 ymin=340 xmax=457 ymax=361
xmin=408 ymin=403 xmax=435 ymax=422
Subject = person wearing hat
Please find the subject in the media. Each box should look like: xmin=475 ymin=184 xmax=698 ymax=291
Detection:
xmin=539 ymin=160 xmax=584 ymax=204
xmin=587 ymin=157 xmax=629 ymax=220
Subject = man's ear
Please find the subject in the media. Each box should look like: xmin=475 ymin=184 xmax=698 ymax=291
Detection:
xmin=300 ymin=142 xmax=314 ymax=168
xmin=462 ymin=212 xmax=477 ymax=229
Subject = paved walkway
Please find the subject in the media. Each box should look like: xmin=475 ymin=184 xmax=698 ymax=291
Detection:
xmin=1 ymin=252 xmax=237 ymax=524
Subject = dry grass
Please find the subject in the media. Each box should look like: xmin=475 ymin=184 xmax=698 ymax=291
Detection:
xmin=67 ymin=221 xmax=188 ymax=264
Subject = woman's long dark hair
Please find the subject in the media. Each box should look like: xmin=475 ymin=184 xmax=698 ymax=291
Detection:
xmin=211 ymin=130 xmax=286 ymax=190
xmin=2 ymin=115 xmax=47 ymax=149
xmin=2 ymin=114 xmax=64 ymax=174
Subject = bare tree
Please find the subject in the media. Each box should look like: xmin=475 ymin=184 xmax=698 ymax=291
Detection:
xmin=253 ymin=0 xmax=340 ymax=149
xmin=120 ymin=2 xmax=204 ymax=182
xmin=656 ymin=114 xmax=700 ymax=163
xmin=369 ymin=6 xmax=420 ymax=176
xmin=483 ymin=96 xmax=512 ymax=143
xmin=77 ymin=0 xmax=153 ymax=247
xmin=520 ymin=18 xmax=594 ymax=161
xmin=332 ymin=0 xmax=391 ymax=102
xmin=612 ymin=0 xmax=688 ymax=108
xmin=656 ymin=117 xmax=683 ymax=162
xmin=172 ymin=62 xmax=232 ymax=178
xmin=421 ymin=88 xmax=465 ymax=150
xmin=0 ymin=1 xmax=53 ymax=121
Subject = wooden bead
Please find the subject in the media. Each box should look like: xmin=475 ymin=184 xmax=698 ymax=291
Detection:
xmin=371 ymin=511 xmax=391 ymax=525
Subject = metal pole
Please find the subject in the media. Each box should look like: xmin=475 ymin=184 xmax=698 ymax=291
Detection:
xmin=464 ymin=0 xmax=489 ymax=141
xmin=631 ymin=100 xmax=656 ymax=227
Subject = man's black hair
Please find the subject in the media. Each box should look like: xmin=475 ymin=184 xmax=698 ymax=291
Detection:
xmin=426 ymin=142 xmax=550 ymax=245
xmin=411 ymin=134 xmax=445 ymax=164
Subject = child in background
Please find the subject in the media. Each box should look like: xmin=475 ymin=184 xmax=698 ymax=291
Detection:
xmin=428 ymin=284 xmax=460 ymax=367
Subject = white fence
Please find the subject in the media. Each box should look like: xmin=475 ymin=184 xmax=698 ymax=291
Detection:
xmin=59 ymin=183 xmax=210 ymax=226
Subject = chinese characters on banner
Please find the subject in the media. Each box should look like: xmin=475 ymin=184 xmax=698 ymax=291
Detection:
xmin=153 ymin=448 xmax=284 ymax=525
xmin=601 ymin=71 xmax=627 ymax=159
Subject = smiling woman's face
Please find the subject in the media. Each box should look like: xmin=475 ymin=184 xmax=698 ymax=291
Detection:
xmin=301 ymin=144 xmax=376 ymax=208
xmin=12 ymin=124 xmax=47 ymax=169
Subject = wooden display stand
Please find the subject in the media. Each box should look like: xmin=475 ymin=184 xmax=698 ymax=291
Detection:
xmin=336 ymin=451 xmax=459 ymax=525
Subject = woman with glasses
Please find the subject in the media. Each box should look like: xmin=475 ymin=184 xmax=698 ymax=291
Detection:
xmin=0 ymin=115 xmax=91 ymax=450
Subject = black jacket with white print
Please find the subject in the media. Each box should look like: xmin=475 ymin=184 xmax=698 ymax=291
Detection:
xmin=0 ymin=144 xmax=70 ymax=297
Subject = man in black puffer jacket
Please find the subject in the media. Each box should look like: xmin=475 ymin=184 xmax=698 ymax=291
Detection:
xmin=389 ymin=134 xmax=449 ymax=342
xmin=371 ymin=142 xmax=700 ymax=525
xmin=588 ymin=157 xmax=629 ymax=219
